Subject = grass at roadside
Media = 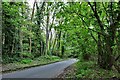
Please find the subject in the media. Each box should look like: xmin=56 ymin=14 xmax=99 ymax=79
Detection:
xmin=59 ymin=60 xmax=120 ymax=79
xmin=2 ymin=56 xmax=63 ymax=73
xmin=75 ymin=61 xmax=120 ymax=78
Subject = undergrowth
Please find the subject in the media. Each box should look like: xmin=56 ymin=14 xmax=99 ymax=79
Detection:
xmin=75 ymin=61 xmax=120 ymax=79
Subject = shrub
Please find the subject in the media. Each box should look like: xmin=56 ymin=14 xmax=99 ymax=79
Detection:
xmin=21 ymin=58 xmax=33 ymax=64
xmin=21 ymin=52 xmax=33 ymax=58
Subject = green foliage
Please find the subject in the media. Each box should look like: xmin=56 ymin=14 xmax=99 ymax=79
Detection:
xmin=2 ymin=55 xmax=21 ymax=64
xmin=2 ymin=1 xmax=120 ymax=75
xmin=44 ymin=56 xmax=61 ymax=61
xmin=34 ymin=56 xmax=61 ymax=62
xmin=20 ymin=58 xmax=33 ymax=64
xmin=76 ymin=69 xmax=93 ymax=78
xmin=76 ymin=61 xmax=95 ymax=71
xmin=21 ymin=52 xmax=33 ymax=58
xmin=75 ymin=61 xmax=120 ymax=78
xmin=50 ymin=56 xmax=61 ymax=61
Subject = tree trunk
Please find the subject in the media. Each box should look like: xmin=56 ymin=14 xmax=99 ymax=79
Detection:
xmin=58 ymin=30 xmax=61 ymax=50
xmin=29 ymin=37 xmax=32 ymax=53
xmin=88 ymin=2 xmax=115 ymax=70
xmin=46 ymin=4 xmax=49 ymax=55
xmin=97 ymin=34 xmax=114 ymax=69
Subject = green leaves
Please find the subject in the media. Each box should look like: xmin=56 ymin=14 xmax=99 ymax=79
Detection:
xmin=21 ymin=58 xmax=33 ymax=64
xmin=2 ymin=1 xmax=120 ymax=72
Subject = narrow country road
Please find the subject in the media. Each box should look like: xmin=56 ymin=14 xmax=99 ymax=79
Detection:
xmin=2 ymin=59 xmax=78 ymax=78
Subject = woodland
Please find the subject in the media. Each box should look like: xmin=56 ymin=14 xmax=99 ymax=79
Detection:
xmin=2 ymin=1 xmax=120 ymax=78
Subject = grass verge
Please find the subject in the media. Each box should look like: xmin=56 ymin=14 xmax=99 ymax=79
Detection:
xmin=58 ymin=60 xmax=120 ymax=79
xmin=75 ymin=61 xmax=120 ymax=78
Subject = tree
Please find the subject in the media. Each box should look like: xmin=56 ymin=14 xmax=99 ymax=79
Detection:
xmin=55 ymin=2 xmax=120 ymax=70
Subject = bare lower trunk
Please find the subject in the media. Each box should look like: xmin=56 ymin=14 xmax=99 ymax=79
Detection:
xmin=46 ymin=4 xmax=49 ymax=55
xmin=98 ymin=35 xmax=113 ymax=70
xmin=29 ymin=37 xmax=32 ymax=53
xmin=20 ymin=30 xmax=23 ymax=58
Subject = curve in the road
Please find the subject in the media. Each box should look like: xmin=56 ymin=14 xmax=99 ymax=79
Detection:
xmin=2 ymin=59 xmax=78 ymax=78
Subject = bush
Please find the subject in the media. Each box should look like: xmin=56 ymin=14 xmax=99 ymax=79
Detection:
xmin=21 ymin=52 xmax=33 ymax=58
xmin=44 ymin=55 xmax=61 ymax=61
xmin=2 ymin=55 xmax=21 ymax=64
xmin=52 ymin=50 xmax=61 ymax=57
xmin=75 ymin=61 xmax=120 ymax=78
xmin=21 ymin=58 xmax=33 ymax=64
xmin=83 ymin=53 xmax=90 ymax=60
xmin=35 ymin=56 xmax=61 ymax=62
xmin=78 ymin=52 xmax=91 ymax=61
xmin=50 ymin=56 xmax=61 ymax=61
xmin=76 ymin=69 xmax=93 ymax=78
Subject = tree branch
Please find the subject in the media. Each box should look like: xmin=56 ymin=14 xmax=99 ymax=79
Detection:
xmin=90 ymin=31 xmax=97 ymax=44
xmin=31 ymin=0 xmax=36 ymax=21
xmin=115 ymin=55 xmax=120 ymax=61
xmin=88 ymin=2 xmax=104 ymax=31
xmin=49 ymin=3 xmax=57 ymax=32
xmin=102 ymin=2 xmax=109 ymax=24
xmin=77 ymin=13 xmax=106 ymax=36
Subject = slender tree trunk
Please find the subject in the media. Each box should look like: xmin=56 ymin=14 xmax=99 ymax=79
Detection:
xmin=61 ymin=33 xmax=65 ymax=58
xmin=46 ymin=4 xmax=49 ymax=55
xmin=48 ymin=31 xmax=53 ymax=55
xmin=52 ymin=33 xmax=57 ymax=55
xmin=29 ymin=37 xmax=32 ymax=53
xmin=20 ymin=2 xmax=24 ymax=58
xmin=58 ymin=30 xmax=61 ymax=50
xmin=20 ymin=30 xmax=23 ymax=58
xmin=29 ymin=0 xmax=36 ymax=54
xmin=40 ymin=41 xmax=43 ymax=55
